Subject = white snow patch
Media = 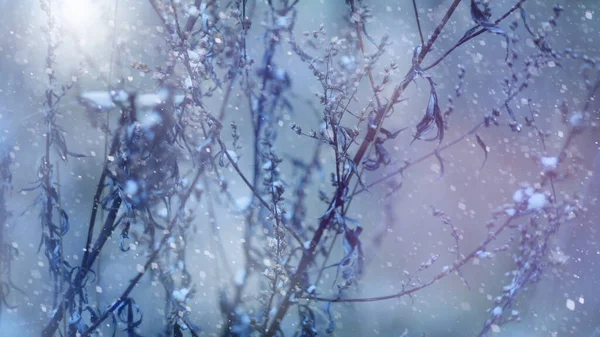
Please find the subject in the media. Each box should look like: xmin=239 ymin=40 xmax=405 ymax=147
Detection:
xmin=491 ymin=324 xmax=501 ymax=333
xmin=172 ymin=288 xmax=190 ymax=302
xmin=79 ymin=90 xmax=127 ymax=111
xmin=550 ymin=248 xmax=570 ymax=265
xmin=188 ymin=5 xmax=200 ymax=17
xmin=124 ymin=180 xmax=139 ymax=196
xmin=68 ymin=312 xmax=81 ymax=324
xmin=140 ymin=111 xmax=163 ymax=128
xmin=174 ymin=94 xmax=185 ymax=105
xmin=570 ymin=112 xmax=583 ymax=127
xmin=235 ymin=269 xmax=246 ymax=286
xmin=513 ymin=189 xmax=525 ymax=203
xmin=80 ymin=90 xmax=184 ymax=112
xmin=157 ymin=207 xmax=169 ymax=218
xmin=226 ymin=150 xmax=239 ymax=164
xmin=566 ymin=298 xmax=576 ymax=311
xmin=540 ymin=156 xmax=558 ymax=171
xmin=235 ymin=196 xmax=252 ymax=210
xmin=527 ymin=193 xmax=547 ymax=210
xmin=136 ymin=93 xmax=164 ymax=108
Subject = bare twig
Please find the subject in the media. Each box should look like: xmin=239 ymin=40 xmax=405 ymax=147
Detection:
xmin=80 ymin=164 xmax=207 ymax=337
xmin=412 ymin=0 xmax=425 ymax=46
xmin=299 ymin=215 xmax=518 ymax=303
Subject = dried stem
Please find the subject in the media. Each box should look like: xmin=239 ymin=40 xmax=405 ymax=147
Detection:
xmin=300 ymin=215 xmax=518 ymax=303
xmin=265 ymin=2 xmax=462 ymax=334
xmin=80 ymin=164 xmax=206 ymax=337
xmin=412 ymin=0 xmax=425 ymax=46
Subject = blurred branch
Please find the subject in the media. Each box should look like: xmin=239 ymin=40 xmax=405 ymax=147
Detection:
xmin=300 ymin=215 xmax=518 ymax=303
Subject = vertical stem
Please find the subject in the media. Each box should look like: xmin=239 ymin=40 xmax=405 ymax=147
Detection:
xmin=96 ymin=111 xmax=109 ymax=310
xmin=98 ymin=0 xmax=119 ymax=309
xmin=265 ymin=2 xmax=463 ymax=335
xmin=56 ymin=160 xmax=67 ymax=337
xmin=80 ymin=165 xmax=206 ymax=337
xmin=412 ymin=0 xmax=425 ymax=46
xmin=352 ymin=7 xmax=381 ymax=108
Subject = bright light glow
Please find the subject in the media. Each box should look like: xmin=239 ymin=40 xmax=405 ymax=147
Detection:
xmin=60 ymin=0 xmax=98 ymax=32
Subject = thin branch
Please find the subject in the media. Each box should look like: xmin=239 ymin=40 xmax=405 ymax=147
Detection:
xmin=423 ymin=0 xmax=527 ymax=71
xmin=217 ymin=139 xmax=271 ymax=210
xmin=299 ymin=215 xmax=518 ymax=303
xmin=412 ymin=0 xmax=425 ymax=46
xmin=350 ymin=0 xmax=462 ymax=184
xmin=81 ymin=165 xmax=206 ymax=337
xmin=217 ymin=138 xmax=305 ymax=248
xmin=184 ymin=0 xmax=204 ymax=34
xmin=42 ymin=197 xmax=122 ymax=337
xmin=354 ymin=122 xmax=484 ymax=196
xmin=265 ymin=2 xmax=463 ymax=335
xmin=55 ymin=160 xmax=67 ymax=337
xmin=81 ymin=131 xmax=121 ymax=268
xmin=352 ymin=2 xmax=382 ymax=108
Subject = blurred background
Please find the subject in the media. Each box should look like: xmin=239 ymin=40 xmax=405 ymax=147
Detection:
xmin=1 ymin=0 xmax=600 ymax=336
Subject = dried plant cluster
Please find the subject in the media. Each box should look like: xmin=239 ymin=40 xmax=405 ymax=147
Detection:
xmin=1 ymin=0 xmax=599 ymax=336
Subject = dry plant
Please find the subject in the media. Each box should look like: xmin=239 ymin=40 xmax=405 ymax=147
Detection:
xmin=1 ymin=0 xmax=599 ymax=336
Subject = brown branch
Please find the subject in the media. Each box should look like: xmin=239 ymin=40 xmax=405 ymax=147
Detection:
xmin=353 ymin=122 xmax=484 ymax=197
xmin=81 ymin=130 xmax=121 ymax=268
xmin=264 ymin=2 xmax=464 ymax=335
xmin=184 ymin=0 xmax=203 ymax=34
xmin=299 ymin=215 xmax=517 ymax=303
xmin=80 ymin=164 xmax=206 ymax=337
xmin=217 ymin=138 xmax=305 ymax=249
xmin=351 ymin=0 xmax=463 ymax=180
xmin=423 ymin=0 xmax=527 ymax=71
xmin=42 ymin=197 xmax=122 ymax=337
xmin=412 ymin=0 xmax=425 ymax=46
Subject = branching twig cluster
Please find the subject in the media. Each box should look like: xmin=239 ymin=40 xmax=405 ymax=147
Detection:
xmin=1 ymin=0 xmax=599 ymax=336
